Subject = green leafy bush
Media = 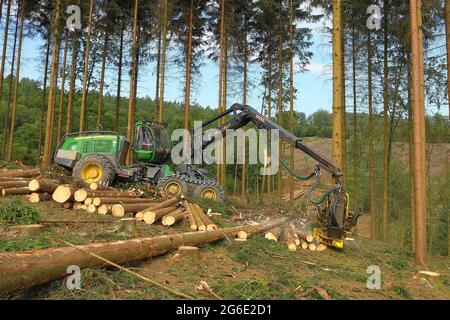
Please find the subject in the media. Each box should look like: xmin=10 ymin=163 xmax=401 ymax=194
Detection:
xmin=0 ymin=199 xmax=41 ymax=225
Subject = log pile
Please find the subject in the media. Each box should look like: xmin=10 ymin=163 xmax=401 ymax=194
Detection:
xmin=264 ymin=225 xmax=328 ymax=253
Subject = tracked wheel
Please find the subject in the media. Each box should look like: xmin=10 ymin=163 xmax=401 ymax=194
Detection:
xmin=193 ymin=183 xmax=224 ymax=202
xmin=158 ymin=175 xmax=189 ymax=198
xmin=73 ymin=154 xmax=115 ymax=186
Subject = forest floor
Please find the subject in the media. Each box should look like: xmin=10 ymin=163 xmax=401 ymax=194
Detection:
xmin=1 ymin=197 xmax=449 ymax=300
xmin=1 ymin=138 xmax=449 ymax=300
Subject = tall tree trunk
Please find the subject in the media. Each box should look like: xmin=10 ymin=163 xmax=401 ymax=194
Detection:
xmin=126 ymin=0 xmax=139 ymax=165
xmin=332 ymin=0 xmax=346 ymax=174
xmin=410 ymin=0 xmax=427 ymax=266
xmin=38 ymin=34 xmax=51 ymax=154
xmin=184 ymin=0 xmax=193 ymax=155
xmin=97 ymin=30 xmax=109 ymax=130
xmin=277 ymin=19 xmax=283 ymax=202
xmin=368 ymin=30 xmax=376 ymax=240
xmin=407 ymin=54 xmax=415 ymax=251
xmin=351 ymin=24 xmax=358 ymax=213
xmin=154 ymin=31 xmax=162 ymax=121
xmin=56 ymin=33 xmax=68 ymax=145
xmin=221 ymin=31 xmax=228 ymax=189
xmin=241 ymin=24 xmax=248 ymax=200
xmin=289 ymin=0 xmax=294 ymax=206
xmin=65 ymin=33 xmax=77 ymax=135
xmin=158 ymin=0 xmax=168 ymax=123
xmin=0 ymin=0 xmax=11 ymax=113
xmin=79 ymin=0 xmax=95 ymax=132
xmin=2 ymin=4 xmax=19 ymax=159
xmin=267 ymin=54 xmax=273 ymax=203
xmin=216 ymin=0 xmax=225 ymax=187
xmin=6 ymin=0 xmax=24 ymax=162
xmin=42 ymin=0 xmax=62 ymax=167
xmin=115 ymin=28 xmax=124 ymax=133
xmin=382 ymin=2 xmax=390 ymax=241
xmin=446 ymin=0 xmax=450 ymax=120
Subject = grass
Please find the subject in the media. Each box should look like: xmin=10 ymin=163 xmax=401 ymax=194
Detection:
xmin=0 ymin=199 xmax=41 ymax=225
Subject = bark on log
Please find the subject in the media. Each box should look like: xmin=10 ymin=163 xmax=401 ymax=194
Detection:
xmin=193 ymin=204 xmax=217 ymax=231
xmin=94 ymin=197 xmax=155 ymax=206
xmin=29 ymin=193 xmax=52 ymax=204
xmin=143 ymin=206 xmax=178 ymax=225
xmin=265 ymin=227 xmax=282 ymax=241
xmin=0 ymin=218 xmax=287 ymax=296
xmin=0 ymin=181 xmax=30 ymax=189
xmin=115 ymin=197 xmax=180 ymax=218
xmin=293 ymin=228 xmax=314 ymax=243
xmin=0 ymin=177 xmax=30 ymax=182
xmin=2 ymin=187 xmax=32 ymax=196
xmin=28 ymin=179 xmax=60 ymax=192
xmin=74 ymin=189 xmax=141 ymax=203
xmin=183 ymin=200 xmax=197 ymax=230
xmin=89 ymin=183 xmax=115 ymax=191
xmin=162 ymin=208 xmax=185 ymax=227
xmin=0 ymin=168 xmax=40 ymax=178
xmin=52 ymin=185 xmax=75 ymax=203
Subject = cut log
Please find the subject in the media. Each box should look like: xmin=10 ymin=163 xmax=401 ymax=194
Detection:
xmin=112 ymin=203 xmax=163 ymax=217
xmin=135 ymin=211 xmax=145 ymax=221
xmin=0 ymin=218 xmax=287 ymax=296
xmin=294 ymin=228 xmax=314 ymax=243
xmin=300 ymin=239 xmax=309 ymax=250
xmin=289 ymin=224 xmax=301 ymax=246
xmin=98 ymin=204 xmax=111 ymax=215
xmin=143 ymin=206 xmax=178 ymax=225
xmin=84 ymin=198 xmax=93 ymax=205
xmin=28 ymin=179 xmax=60 ymax=193
xmin=283 ymin=228 xmax=297 ymax=251
xmin=29 ymin=193 xmax=52 ymax=204
xmin=52 ymin=185 xmax=75 ymax=203
xmin=0 ymin=177 xmax=31 ymax=182
xmin=0 ymin=181 xmax=30 ymax=189
xmin=308 ymin=243 xmax=317 ymax=252
xmin=94 ymin=197 xmax=155 ymax=206
xmin=0 ymin=168 xmax=40 ymax=178
xmin=2 ymin=187 xmax=32 ymax=196
xmin=73 ymin=202 xmax=84 ymax=210
xmin=177 ymin=246 xmax=200 ymax=260
xmin=237 ymin=231 xmax=248 ymax=240
xmin=74 ymin=189 xmax=89 ymax=202
xmin=8 ymin=224 xmax=44 ymax=236
xmin=162 ymin=208 xmax=185 ymax=227
xmin=74 ymin=189 xmax=142 ymax=203
xmin=265 ymin=227 xmax=282 ymax=241
xmin=316 ymin=244 xmax=327 ymax=252
xmin=193 ymin=204 xmax=217 ymax=231
xmin=188 ymin=203 xmax=205 ymax=231
xmin=86 ymin=204 xmax=97 ymax=214
xmin=183 ymin=200 xmax=197 ymax=230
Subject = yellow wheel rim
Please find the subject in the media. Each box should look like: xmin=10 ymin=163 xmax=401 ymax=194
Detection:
xmin=81 ymin=163 xmax=103 ymax=183
xmin=165 ymin=181 xmax=182 ymax=196
xmin=201 ymin=188 xmax=217 ymax=201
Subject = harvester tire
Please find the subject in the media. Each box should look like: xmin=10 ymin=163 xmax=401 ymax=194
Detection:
xmin=73 ymin=154 xmax=116 ymax=186
xmin=193 ymin=183 xmax=224 ymax=202
xmin=158 ymin=175 xmax=189 ymax=198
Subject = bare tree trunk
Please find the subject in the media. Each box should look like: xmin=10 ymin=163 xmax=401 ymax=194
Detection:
xmin=446 ymin=0 xmax=450 ymax=120
xmin=382 ymin=3 xmax=390 ymax=241
xmin=368 ymin=30 xmax=376 ymax=240
xmin=2 ymin=4 xmax=19 ymax=159
xmin=277 ymin=19 xmax=283 ymax=202
xmin=97 ymin=30 xmax=109 ymax=130
xmin=56 ymin=33 xmax=68 ymax=145
xmin=126 ymin=0 xmax=139 ymax=165
xmin=154 ymin=31 xmax=161 ymax=121
xmin=65 ymin=31 xmax=77 ymax=135
xmin=410 ymin=0 xmax=427 ymax=266
xmin=42 ymin=0 xmax=62 ymax=167
xmin=407 ymin=55 xmax=415 ymax=251
xmin=79 ymin=0 xmax=95 ymax=132
xmin=38 ymin=34 xmax=51 ymax=154
xmin=183 ymin=0 xmax=193 ymax=154
xmin=158 ymin=0 xmax=168 ymax=123
xmin=6 ymin=0 xmax=24 ymax=162
xmin=241 ymin=26 xmax=248 ymax=201
xmin=221 ymin=31 xmax=228 ymax=190
xmin=332 ymin=0 xmax=346 ymax=174
xmin=267 ymin=54 xmax=273 ymax=203
xmin=115 ymin=28 xmax=124 ymax=132
xmin=0 ymin=0 xmax=11 ymax=115
xmin=351 ymin=24 xmax=358 ymax=213
xmin=289 ymin=0 xmax=294 ymax=206
xmin=216 ymin=0 xmax=225 ymax=186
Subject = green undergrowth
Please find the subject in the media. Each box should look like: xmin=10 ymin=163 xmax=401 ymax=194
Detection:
xmin=0 ymin=199 xmax=41 ymax=225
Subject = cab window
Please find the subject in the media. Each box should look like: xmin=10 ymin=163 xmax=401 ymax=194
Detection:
xmin=135 ymin=125 xmax=154 ymax=151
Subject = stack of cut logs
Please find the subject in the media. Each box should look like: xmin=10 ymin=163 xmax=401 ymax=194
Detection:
xmin=264 ymin=224 xmax=328 ymax=252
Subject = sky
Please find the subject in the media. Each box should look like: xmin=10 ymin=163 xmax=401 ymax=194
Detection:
xmin=14 ymin=11 xmax=334 ymax=117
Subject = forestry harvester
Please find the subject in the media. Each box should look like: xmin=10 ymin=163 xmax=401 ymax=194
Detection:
xmin=54 ymin=103 xmax=360 ymax=247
